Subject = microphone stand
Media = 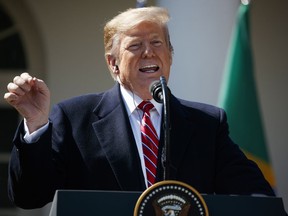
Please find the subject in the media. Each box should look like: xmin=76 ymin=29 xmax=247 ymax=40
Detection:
xmin=159 ymin=76 xmax=170 ymax=180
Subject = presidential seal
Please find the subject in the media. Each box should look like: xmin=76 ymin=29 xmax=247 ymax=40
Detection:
xmin=134 ymin=180 xmax=209 ymax=216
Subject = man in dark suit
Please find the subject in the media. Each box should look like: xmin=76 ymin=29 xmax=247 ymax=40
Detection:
xmin=4 ymin=6 xmax=274 ymax=209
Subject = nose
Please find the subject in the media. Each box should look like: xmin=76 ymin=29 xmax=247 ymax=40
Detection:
xmin=142 ymin=43 xmax=155 ymax=58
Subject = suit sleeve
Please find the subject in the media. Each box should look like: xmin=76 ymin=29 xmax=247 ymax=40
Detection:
xmin=8 ymin=105 xmax=68 ymax=209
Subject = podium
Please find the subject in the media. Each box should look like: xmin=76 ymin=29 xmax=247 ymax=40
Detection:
xmin=49 ymin=190 xmax=286 ymax=216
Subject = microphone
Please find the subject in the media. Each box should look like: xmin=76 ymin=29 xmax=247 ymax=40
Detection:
xmin=149 ymin=80 xmax=163 ymax=103
xmin=149 ymin=76 xmax=170 ymax=181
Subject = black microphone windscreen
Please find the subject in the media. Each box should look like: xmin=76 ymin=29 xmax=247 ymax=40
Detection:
xmin=149 ymin=80 xmax=163 ymax=103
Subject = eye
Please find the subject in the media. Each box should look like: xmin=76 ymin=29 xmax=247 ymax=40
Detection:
xmin=127 ymin=43 xmax=141 ymax=51
xmin=152 ymin=40 xmax=162 ymax=47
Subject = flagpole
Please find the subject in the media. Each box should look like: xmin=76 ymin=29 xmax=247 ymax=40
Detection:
xmin=136 ymin=0 xmax=147 ymax=8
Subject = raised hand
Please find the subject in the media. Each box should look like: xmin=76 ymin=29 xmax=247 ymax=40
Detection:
xmin=4 ymin=72 xmax=50 ymax=133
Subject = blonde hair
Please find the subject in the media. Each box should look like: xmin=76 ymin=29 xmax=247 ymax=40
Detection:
xmin=104 ymin=6 xmax=173 ymax=79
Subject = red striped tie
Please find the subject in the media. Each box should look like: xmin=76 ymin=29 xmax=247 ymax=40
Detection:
xmin=138 ymin=101 xmax=159 ymax=187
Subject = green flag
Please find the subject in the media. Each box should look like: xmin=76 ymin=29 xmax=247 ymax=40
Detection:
xmin=218 ymin=1 xmax=275 ymax=187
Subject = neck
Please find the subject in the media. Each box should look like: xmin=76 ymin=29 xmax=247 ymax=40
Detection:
xmin=118 ymin=81 xmax=152 ymax=101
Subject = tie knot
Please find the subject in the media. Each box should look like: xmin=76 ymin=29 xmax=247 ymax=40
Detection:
xmin=138 ymin=100 xmax=154 ymax=113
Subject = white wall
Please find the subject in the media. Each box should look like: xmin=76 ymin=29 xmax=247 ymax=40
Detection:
xmin=158 ymin=0 xmax=239 ymax=105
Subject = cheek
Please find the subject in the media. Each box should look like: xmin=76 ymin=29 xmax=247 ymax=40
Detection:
xmin=163 ymin=52 xmax=172 ymax=67
xmin=120 ymin=52 xmax=137 ymax=66
xmin=120 ymin=60 xmax=132 ymax=72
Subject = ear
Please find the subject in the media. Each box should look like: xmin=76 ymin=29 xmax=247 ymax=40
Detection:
xmin=106 ymin=54 xmax=118 ymax=72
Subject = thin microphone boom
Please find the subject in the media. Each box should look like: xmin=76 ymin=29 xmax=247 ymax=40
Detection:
xmin=149 ymin=76 xmax=171 ymax=180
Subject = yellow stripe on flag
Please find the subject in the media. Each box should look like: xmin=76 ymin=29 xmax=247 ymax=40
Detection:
xmin=244 ymin=151 xmax=276 ymax=188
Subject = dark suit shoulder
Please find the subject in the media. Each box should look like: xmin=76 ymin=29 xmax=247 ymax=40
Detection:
xmin=56 ymin=84 xmax=120 ymax=112
xmin=50 ymin=84 xmax=122 ymax=122
xmin=59 ymin=92 xmax=105 ymax=108
xmin=174 ymin=97 xmax=225 ymax=121
xmin=49 ymin=93 xmax=106 ymax=122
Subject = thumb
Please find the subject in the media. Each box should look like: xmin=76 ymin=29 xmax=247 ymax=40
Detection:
xmin=32 ymin=77 xmax=49 ymax=92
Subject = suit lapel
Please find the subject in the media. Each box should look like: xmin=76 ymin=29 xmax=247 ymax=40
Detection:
xmin=91 ymin=85 xmax=195 ymax=187
xmin=92 ymin=84 xmax=146 ymax=191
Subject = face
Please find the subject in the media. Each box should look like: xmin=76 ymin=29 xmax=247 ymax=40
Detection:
xmin=109 ymin=21 xmax=172 ymax=100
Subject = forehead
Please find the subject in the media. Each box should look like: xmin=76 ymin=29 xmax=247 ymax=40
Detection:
xmin=122 ymin=21 xmax=165 ymax=39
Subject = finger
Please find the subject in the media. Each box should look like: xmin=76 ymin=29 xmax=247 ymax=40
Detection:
xmin=7 ymin=82 xmax=27 ymax=96
xmin=13 ymin=72 xmax=33 ymax=84
xmin=13 ymin=75 xmax=32 ymax=92
xmin=3 ymin=92 xmax=19 ymax=104
xmin=19 ymin=73 xmax=45 ymax=91
xmin=20 ymin=72 xmax=33 ymax=81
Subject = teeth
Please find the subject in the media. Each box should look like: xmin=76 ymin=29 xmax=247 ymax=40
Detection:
xmin=141 ymin=65 xmax=158 ymax=69
xmin=140 ymin=65 xmax=159 ymax=73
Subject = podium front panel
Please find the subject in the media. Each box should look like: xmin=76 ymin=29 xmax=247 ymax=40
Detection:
xmin=49 ymin=190 xmax=286 ymax=216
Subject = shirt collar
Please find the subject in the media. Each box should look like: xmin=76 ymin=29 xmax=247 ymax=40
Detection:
xmin=119 ymin=84 xmax=163 ymax=116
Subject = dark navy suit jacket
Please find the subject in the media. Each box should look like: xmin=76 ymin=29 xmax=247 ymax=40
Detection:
xmin=8 ymin=83 xmax=274 ymax=209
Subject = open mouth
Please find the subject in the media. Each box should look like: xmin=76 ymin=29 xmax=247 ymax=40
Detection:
xmin=139 ymin=65 xmax=159 ymax=73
